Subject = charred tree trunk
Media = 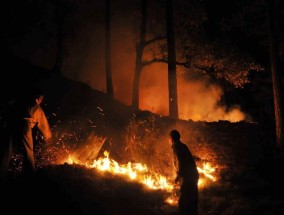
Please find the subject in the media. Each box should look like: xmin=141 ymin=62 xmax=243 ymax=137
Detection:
xmin=105 ymin=0 xmax=114 ymax=98
xmin=265 ymin=0 xmax=283 ymax=149
xmin=132 ymin=0 xmax=147 ymax=109
xmin=53 ymin=0 xmax=65 ymax=75
xmin=166 ymin=0 xmax=178 ymax=119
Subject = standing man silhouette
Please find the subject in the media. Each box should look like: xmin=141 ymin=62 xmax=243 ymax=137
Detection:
xmin=0 ymin=87 xmax=52 ymax=179
xmin=169 ymin=129 xmax=199 ymax=215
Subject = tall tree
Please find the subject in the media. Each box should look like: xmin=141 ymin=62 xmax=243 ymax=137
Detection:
xmin=132 ymin=0 xmax=147 ymax=109
xmin=105 ymin=0 xmax=114 ymax=98
xmin=131 ymin=0 xmax=262 ymax=119
xmin=220 ymin=0 xmax=284 ymax=149
xmin=46 ymin=0 xmax=77 ymax=76
xmin=265 ymin=0 xmax=283 ymax=149
xmin=52 ymin=0 xmax=65 ymax=75
xmin=166 ymin=0 xmax=178 ymax=118
xmin=50 ymin=0 xmax=78 ymax=76
xmin=131 ymin=0 xmax=169 ymax=109
xmin=131 ymin=0 xmax=186 ymax=113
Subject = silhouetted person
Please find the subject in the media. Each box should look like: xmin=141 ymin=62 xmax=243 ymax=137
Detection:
xmin=169 ymin=129 xmax=199 ymax=215
xmin=0 ymin=87 xmax=52 ymax=180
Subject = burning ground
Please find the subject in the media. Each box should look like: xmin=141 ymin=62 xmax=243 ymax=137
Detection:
xmin=1 ymin=75 xmax=284 ymax=215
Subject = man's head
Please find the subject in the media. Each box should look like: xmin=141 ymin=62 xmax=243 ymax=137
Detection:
xmin=35 ymin=94 xmax=44 ymax=105
xmin=29 ymin=87 xmax=44 ymax=104
xmin=169 ymin=129 xmax=180 ymax=143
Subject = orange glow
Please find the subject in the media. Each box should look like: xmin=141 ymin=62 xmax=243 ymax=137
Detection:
xmin=140 ymin=63 xmax=247 ymax=122
xmin=197 ymin=162 xmax=217 ymax=182
xmin=66 ymin=150 xmax=174 ymax=190
xmin=64 ymin=150 xmax=218 ymax=206
xmin=57 ymin=7 xmax=248 ymax=123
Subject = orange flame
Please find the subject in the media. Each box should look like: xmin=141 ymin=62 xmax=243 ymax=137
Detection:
xmin=64 ymin=150 xmax=217 ymax=206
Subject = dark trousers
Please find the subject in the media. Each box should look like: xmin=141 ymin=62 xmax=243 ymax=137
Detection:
xmin=179 ymin=180 xmax=199 ymax=215
xmin=0 ymin=122 xmax=35 ymax=179
xmin=0 ymin=131 xmax=12 ymax=179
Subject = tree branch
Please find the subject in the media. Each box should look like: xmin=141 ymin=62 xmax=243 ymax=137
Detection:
xmin=144 ymin=36 xmax=167 ymax=47
xmin=193 ymin=63 xmax=216 ymax=74
xmin=142 ymin=58 xmax=190 ymax=67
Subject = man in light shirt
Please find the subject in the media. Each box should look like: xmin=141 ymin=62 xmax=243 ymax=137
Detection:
xmin=0 ymin=87 xmax=52 ymax=179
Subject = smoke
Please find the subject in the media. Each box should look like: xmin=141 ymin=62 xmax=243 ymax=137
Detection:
xmin=6 ymin=0 xmax=248 ymax=123
xmin=177 ymin=77 xmax=246 ymax=122
xmin=69 ymin=27 xmax=247 ymax=122
xmin=61 ymin=1 xmax=248 ymax=123
xmin=139 ymin=63 xmax=247 ymax=122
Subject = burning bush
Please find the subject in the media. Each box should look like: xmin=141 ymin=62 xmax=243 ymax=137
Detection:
xmin=122 ymin=114 xmax=174 ymax=176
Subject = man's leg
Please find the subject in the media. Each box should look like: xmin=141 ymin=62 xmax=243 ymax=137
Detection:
xmin=179 ymin=182 xmax=199 ymax=215
xmin=22 ymin=125 xmax=35 ymax=178
xmin=0 ymin=134 xmax=13 ymax=180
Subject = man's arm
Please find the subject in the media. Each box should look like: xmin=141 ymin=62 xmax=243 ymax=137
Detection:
xmin=36 ymin=108 xmax=52 ymax=142
xmin=173 ymin=146 xmax=182 ymax=183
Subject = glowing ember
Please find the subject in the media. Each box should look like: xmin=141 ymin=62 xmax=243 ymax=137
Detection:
xmin=197 ymin=162 xmax=217 ymax=182
xmin=165 ymin=194 xmax=179 ymax=205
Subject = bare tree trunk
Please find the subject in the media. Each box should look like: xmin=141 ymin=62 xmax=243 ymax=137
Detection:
xmin=53 ymin=0 xmax=64 ymax=75
xmin=166 ymin=0 xmax=178 ymax=119
xmin=132 ymin=0 xmax=147 ymax=109
xmin=265 ymin=0 xmax=283 ymax=149
xmin=105 ymin=0 xmax=114 ymax=98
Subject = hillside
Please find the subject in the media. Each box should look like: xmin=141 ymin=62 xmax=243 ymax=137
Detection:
xmin=1 ymin=56 xmax=283 ymax=215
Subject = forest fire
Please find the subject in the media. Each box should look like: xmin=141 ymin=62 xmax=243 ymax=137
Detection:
xmin=138 ymin=64 xmax=248 ymax=123
xmin=66 ymin=151 xmax=174 ymax=190
xmin=64 ymin=149 xmax=217 ymax=205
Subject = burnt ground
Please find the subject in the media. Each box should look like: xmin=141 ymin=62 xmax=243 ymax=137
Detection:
xmin=1 ymin=56 xmax=284 ymax=215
